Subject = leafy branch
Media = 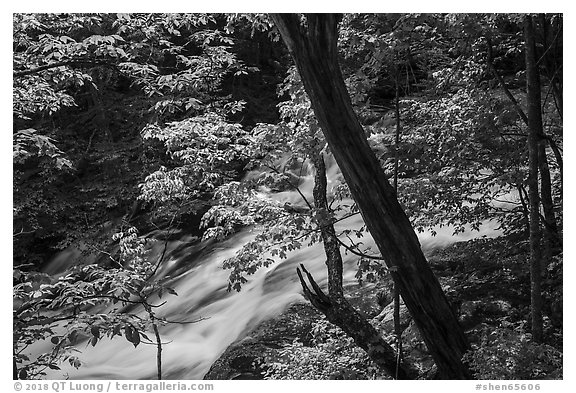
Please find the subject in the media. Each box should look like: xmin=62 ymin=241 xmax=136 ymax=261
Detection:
xmin=13 ymin=59 xmax=122 ymax=78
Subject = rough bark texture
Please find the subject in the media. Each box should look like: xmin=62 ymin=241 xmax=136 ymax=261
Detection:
xmin=524 ymin=15 xmax=544 ymax=343
xmin=272 ymin=14 xmax=471 ymax=379
xmin=297 ymin=153 xmax=412 ymax=379
xmin=311 ymin=153 xmax=343 ymax=298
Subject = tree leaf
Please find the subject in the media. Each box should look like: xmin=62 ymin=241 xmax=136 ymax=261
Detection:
xmin=125 ymin=325 xmax=133 ymax=341
xmin=124 ymin=325 xmax=140 ymax=347
xmin=130 ymin=326 xmax=141 ymax=348
xmin=68 ymin=330 xmax=78 ymax=344
xmin=166 ymin=287 xmax=178 ymax=296
xmin=90 ymin=325 xmax=100 ymax=339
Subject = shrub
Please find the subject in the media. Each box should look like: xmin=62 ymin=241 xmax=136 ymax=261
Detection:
xmin=263 ymin=319 xmax=384 ymax=380
xmin=463 ymin=326 xmax=562 ymax=379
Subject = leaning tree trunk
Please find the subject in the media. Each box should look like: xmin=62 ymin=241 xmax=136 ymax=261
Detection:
xmin=524 ymin=14 xmax=544 ymax=343
xmin=297 ymin=152 xmax=414 ymax=379
xmin=271 ymin=14 xmax=471 ymax=379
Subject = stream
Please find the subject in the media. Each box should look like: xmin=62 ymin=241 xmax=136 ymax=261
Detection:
xmin=36 ymin=160 xmax=503 ymax=380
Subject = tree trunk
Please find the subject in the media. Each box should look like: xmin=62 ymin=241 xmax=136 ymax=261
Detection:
xmin=13 ymin=354 xmax=18 ymax=380
xmin=538 ymin=13 xmax=563 ymax=119
xmin=311 ymin=153 xmax=343 ymax=299
xmin=533 ymin=16 xmax=559 ymax=249
xmin=393 ymin=68 xmax=404 ymax=378
xmin=538 ymin=143 xmax=559 ymax=249
xmin=272 ymin=14 xmax=471 ymax=379
xmin=524 ymin=14 xmax=544 ymax=343
xmin=488 ymin=38 xmax=563 ymax=185
xmin=517 ymin=183 xmax=531 ymax=237
xmin=298 ymin=152 xmax=413 ymax=379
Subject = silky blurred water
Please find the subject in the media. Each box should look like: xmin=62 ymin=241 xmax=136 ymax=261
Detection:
xmin=35 ymin=159 xmax=502 ymax=379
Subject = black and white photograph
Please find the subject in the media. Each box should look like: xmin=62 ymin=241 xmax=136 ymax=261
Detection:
xmin=11 ymin=9 xmax=565 ymax=385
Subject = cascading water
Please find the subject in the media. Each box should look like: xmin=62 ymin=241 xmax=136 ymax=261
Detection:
xmin=36 ymin=157 xmax=503 ymax=380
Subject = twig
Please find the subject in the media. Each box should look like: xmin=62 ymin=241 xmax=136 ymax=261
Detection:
xmin=14 ymin=263 xmax=35 ymax=270
xmin=486 ymin=38 xmax=529 ymax=125
xmin=13 ymin=59 xmax=122 ymax=78
xmin=262 ymin=161 xmax=314 ymax=210
xmin=13 ymin=228 xmax=35 ymax=237
xmin=82 ymin=295 xmax=166 ymax=308
xmin=335 ymin=234 xmax=384 ymax=261
xmin=160 ymin=316 xmax=208 ymax=324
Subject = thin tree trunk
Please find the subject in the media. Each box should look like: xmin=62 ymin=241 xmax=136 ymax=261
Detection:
xmin=143 ymin=304 xmax=163 ymax=380
xmin=538 ymin=143 xmax=559 ymax=249
xmin=298 ymin=152 xmax=413 ymax=379
xmin=538 ymin=13 xmax=563 ymax=119
xmin=487 ymin=38 xmax=563 ymax=185
xmin=310 ymin=153 xmax=344 ymax=298
xmin=13 ymin=352 xmax=19 ymax=380
xmin=524 ymin=15 xmax=544 ymax=343
xmin=517 ymin=183 xmax=530 ymax=236
xmin=153 ymin=322 xmax=162 ymax=380
xmin=543 ymin=135 xmax=563 ymax=187
xmin=393 ymin=67 xmax=403 ymax=379
xmin=272 ymin=14 xmax=471 ymax=379
xmin=533 ymin=15 xmax=560 ymax=249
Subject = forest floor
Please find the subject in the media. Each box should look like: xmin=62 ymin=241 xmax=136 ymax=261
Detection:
xmin=204 ymin=234 xmax=563 ymax=380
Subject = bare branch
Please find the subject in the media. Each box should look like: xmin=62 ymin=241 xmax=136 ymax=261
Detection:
xmin=486 ymin=38 xmax=529 ymax=126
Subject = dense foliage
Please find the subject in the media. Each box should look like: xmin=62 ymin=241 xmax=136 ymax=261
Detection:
xmin=13 ymin=13 xmax=562 ymax=380
xmin=264 ymin=319 xmax=381 ymax=380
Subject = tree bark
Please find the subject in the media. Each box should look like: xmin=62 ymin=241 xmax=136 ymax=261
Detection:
xmin=311 ymin=153 xmax=343 ymax=298
xmin=297 ymin=152 xmax=413 ymax=379
xmin=538 ymin=143 xmax=559 ymax=249
xmin=517 ymin=183 xmax=531 ymax=236
xmin=272 ymin=14 xmax=471 ymax=379
xmin=533 ymin=16 xmax=560 ymax=250
xmin=524 ymin=15 xmax=544 ymax=343
xmin=13 ymin=353 xmax=19 ymax=380
xmin=393 ymin=68 xmax=403 ymax=379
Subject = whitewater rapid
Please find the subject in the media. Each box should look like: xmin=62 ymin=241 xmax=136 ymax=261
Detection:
xmin=33 ymin=157 xmax=503 ymax=379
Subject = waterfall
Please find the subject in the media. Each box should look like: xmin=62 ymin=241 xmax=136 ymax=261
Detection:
xmin=34 ymin=158 xmax=502 ymax=380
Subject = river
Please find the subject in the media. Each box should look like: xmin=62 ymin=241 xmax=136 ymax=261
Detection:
xmin=35 ymin=159 xmax=502 ymax=379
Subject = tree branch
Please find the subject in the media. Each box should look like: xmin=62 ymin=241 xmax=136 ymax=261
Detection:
xmin=486 ymin=38 xmax=529 ymax=126
xmin=13 ymin=59 xmax=120 ymax=78
xmin=487 ymin=38 xmax=563 ymax=177
xmin=335 ymin=235 xmax=384 ymax=261
xmin=296 ymin=264 xmax=331 ymax=312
